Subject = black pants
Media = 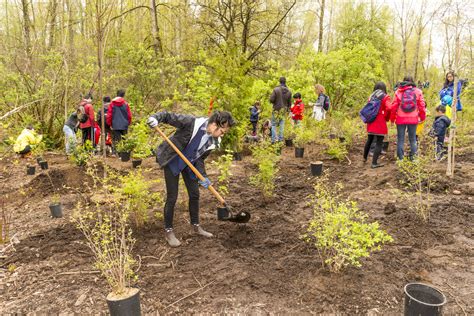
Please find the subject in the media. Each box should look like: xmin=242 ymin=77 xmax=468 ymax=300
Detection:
xmin=17 ymin=145 xmax=31 ymax=155
xmin=112 ymin=129 xmax=128 ymax=154
xmin=163 ymin=165 xmax=200 ymax=229
xmin=364 ymin=134 xmax=384 ymax=164
xmin=251 ymin=121 xmax=257 ymax=135
xmin=81 ymin=126 xmax=94 ymax=148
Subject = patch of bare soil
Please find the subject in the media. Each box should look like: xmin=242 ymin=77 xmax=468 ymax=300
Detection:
xmin=1 ymin=141 xmax=473 ymax=314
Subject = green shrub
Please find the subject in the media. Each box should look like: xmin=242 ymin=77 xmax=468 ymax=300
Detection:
xmin=303 ymin=179 xmax=393 ymax=272
xmin=324 ymin=138 xmax=348 ymax=161
xmin=293 ymin=126 xmax=314 ymax=148
xmin=129 ymin=120 xmax=152 ymax=160
xmin=210 ymin=150 xmax=234 ymax=197
xmin=250 ymin=141 xmax=281 ymax=197
xmin=70 ymin=140 xmax=93 ymax=166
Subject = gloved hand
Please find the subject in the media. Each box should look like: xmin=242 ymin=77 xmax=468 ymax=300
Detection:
xmin=198 ymin=177 xmax=211 ymax=188
xmin=147 ymin=117 xmax=158 ymax=128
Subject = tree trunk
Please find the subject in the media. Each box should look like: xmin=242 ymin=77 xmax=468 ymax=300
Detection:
xmin=66 ymin=0 xmax=75 ymax=55
xmin=317 ymin=0 xmax=325 ymax=53
xmin=150 ymin=0 xmax=164 ymax=57
xmin=413 ymin=27 xmax=422 ymax=80
xmin=48 ymin=0 xmax=58 ymax=49
xmin=21 ymin=0 xmax=32 ymax=62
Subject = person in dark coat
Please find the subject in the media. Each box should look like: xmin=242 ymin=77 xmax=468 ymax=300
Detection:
xmin=106 ymin=89 xmax=132 ymax=154
xmin=269 ymin=76 xmax=292 ymax=143
xmin=249 ymin=101 xmax=261 ymax=136
xmin=147 ymin=110 xmax=235 ymax=247
xmin=430 ymin=105 xmax=451 ymax=161
xmin=363 ymin=82 xmax=391 ymax=168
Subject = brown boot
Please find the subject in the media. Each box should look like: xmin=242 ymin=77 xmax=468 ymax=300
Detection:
xmin=164 ymin=229 xmax=181 ymax=247
xmin=193 ymin=224 xmax=213 ymax=238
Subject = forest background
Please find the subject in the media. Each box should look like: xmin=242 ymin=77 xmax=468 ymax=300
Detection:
xmin=0 ymin=0 xmax=472 ymax=150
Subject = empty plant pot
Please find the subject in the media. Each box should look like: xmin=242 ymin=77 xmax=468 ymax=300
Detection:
xmin=233 ymin=152 xmax=242 ymax=161
xmin=27 ymin=165 xmax=36 ymax=175
xmin=49 ymin=203 xmax=63 ymax=218
xmin=310 ymin=161 xmax=323 ymax=176
xmin=119 ymin=151 xmax=131 ymax=162
xmin=39 ymin=160 xmax=49 ymax=170
xmin=285 ymin=139 xmax=293 ymax=147
xmin=295 ymin=147 xmax=304 ymax=158
xmin=107 ymin=288 xmax=141 ymax=316
xmin=217 ymin=207 xmax=230 ymax=220
xmin=132 ymin=159 xmax=142 ymax=168
xmin=404 ymin=283 xmax=446 ymax=316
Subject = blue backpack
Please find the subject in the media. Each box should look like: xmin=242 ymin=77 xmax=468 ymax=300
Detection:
xmin=359 ymin=90 xmax=385 ymax=123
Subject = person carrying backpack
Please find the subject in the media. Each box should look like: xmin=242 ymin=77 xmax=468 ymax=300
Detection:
xmin=311 ymin=84 xmax=330 ymax=121
xmin=63 ymin=109 xmax=80 ymax=155
xmin=78 ymin=94 xmax=96 ymax=148
xmin=390 ymin=76 xmax=426 ymax=160
xmin=106 ymin=89 xmax=132 ymax=154
xmin=439 ymin=71 xmax=467 ymax=112
xmin=361 ymin=82 xmax=391 ymax=168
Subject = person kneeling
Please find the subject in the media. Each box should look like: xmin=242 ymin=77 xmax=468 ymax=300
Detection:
xmin=147 ymin=110 xmax=235 ymax=247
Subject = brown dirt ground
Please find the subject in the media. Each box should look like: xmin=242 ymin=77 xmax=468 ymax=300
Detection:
xmin=0 ymin=138 xmax=473 ymax=314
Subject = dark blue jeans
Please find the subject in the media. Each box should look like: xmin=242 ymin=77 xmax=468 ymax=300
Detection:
xmin=396 ymin=124 xmax=417 ymax=160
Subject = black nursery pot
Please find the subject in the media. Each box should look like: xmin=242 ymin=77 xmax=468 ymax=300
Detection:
xmin=382 ymin=141 xmax=389 ymax=151
xmin=217 ymin=207 xmax=230 ymax=221
xmin=107 ymin=288 xmax=141 ymax=316
xmin=404 ymin=283 xmax=446 ymax=316
xmin=132 ymin=159 xmax=142 ymax=168
xmin=49 ymin=203 xmax=63 ymax=218
xmin=27 ymin=165 xmax=36 ymax=175
xmin=285 ymin=139 xmax=293 ymax=147
xmin=119 ymin=151 xmax=131 ymax=162
xmin=39 ymin=160 xmax=49 ymax=170
xmin=295 ymin=147 xmax=304 ymax=158
xmin=233 ymin=152 xmax=242 ymax=161
xmin=36 ymin=157 xmax=43 ymax=164
xmin=310 ymin=161 xmax=323 ymax=176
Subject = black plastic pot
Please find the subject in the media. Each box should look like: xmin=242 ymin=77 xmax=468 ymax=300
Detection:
xmin=39 ymin=160 xmax=49 ymax=170
xmin=49 ymin=203 xmax=63 ymax=218
xmin=233 ymin=152 xmax=242 ymax=161
xmin=132 ymin=159 xmax=142 ymax=168
xmin=382 ymin=141 xmax=389 ymax=151
xmin=119 ymin=151 xmax=131 ymax=162
xmin=404 ymin=283 xmax=446 ymax=316
xmin=285 ymin=139 xmax=293 ymax=147
xmin=107 ymin=288 xmax=141 ymax=316
xmin=217 ymin=207 xmax=230 ymax=220
xmin=27 ymin=165 xmax=36 ymax=175
xmin=310 ymin=161 xmax=323 ymax=176
xmin=295 ymin=147 xmax=304 ymax=158
xmin=339 ymin=136 xmax=346 ymax=143
xmin=36 ymin=157 xmax=43 ymax=164
xmin=329 ymin=133 xmax=336 ymax=139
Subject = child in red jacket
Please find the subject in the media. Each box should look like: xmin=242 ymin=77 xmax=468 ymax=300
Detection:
xmin=291 ymin=93 xmax=304 ymax=126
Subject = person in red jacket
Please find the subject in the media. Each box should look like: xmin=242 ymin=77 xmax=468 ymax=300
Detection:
xmin=78 ymin=94 xmax=96 ymax=148
xmin=291 ymin=93 xmax=304 ymax=126
xmin=390 ymin=76 xmax=426 ymax=160
xmin=106 ymin=89 xmax=132 ymax=154
xmin=363 ymin=82 xmax=391 ymax=168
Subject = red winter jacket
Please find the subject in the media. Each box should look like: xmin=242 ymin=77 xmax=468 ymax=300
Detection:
xmin=291 ymin=99 xmax=304 ymax=121
xmin=367 ymin=94 xmax=391 ymax=135
xmin=390 ymin=83 xmax=426 ymax=125
xmin=79 ymin=101 xmax=95 ymax=129
xmin=106 ymin=97 xmax=132 ymax=130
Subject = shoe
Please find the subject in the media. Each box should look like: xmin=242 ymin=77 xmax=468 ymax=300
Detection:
xmin=164 ymin=229 xmax=181 ymax=247
xmin=193 ymin=224 xmax=213 ymax=238
xmin=371 ymin=163 xmax=384 ymax=169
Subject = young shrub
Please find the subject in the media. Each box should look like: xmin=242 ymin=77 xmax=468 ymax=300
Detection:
xmin=116 ymin=134 xmax=136 ymax=154
xmin=324 ymin=138 xmax=348 ymax=161
xmin=396 ymin=149 xmax=434 ymax=222
xmin=130 ymin=120 xmax=152 ymax=160
xmin=303 ymin=179 xmax=393 ymax=273
xmin=210 ymin=150 xmax=234 ymax=197
xmin=119 ymin=170 xmax=164 ymax=226
xmin=293 ymin=126 xmax=314 ymax=148
xmin=70 ymin=140 xmax=93 ymax=166
xmin=249 ymin=141 xmax=281 ymax=198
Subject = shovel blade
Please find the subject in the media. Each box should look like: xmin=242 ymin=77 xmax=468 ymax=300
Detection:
xmin=228 ymin=211 xmax=251 ymax=223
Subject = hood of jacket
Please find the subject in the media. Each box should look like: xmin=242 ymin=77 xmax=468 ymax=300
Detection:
xmin=398 ymin=82 xmax=416 ymax=91
xmin=435 ymin=115 xmax=451 ymax=126
xmin=111 ymin=97 xmax=126 ymax=106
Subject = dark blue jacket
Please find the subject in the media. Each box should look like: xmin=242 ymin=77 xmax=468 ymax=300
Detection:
xmin=107 ymin=97 xmax=132 ymax=130
xmin=250 ymin=106 xmax=259 ymax=122
xmin=439 ymin=81 xmax=464 ymax=111
xmin=431 ymin=115 xmax=451 ymax=138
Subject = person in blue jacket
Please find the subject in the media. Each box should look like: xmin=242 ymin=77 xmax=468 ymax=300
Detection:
xmin=430 ymin=105 xmax=451 ymax=161
xmin=249 ymin=101 xmax=261 ymax=136
xmin=439 ymin=71 xmax=467 ymax=112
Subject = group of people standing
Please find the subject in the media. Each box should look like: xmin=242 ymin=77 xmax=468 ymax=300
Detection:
xmin=249 ymin=77 xmax=331 ymax=142
xmin=62 ymin=89 xmax=133 ymax=155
